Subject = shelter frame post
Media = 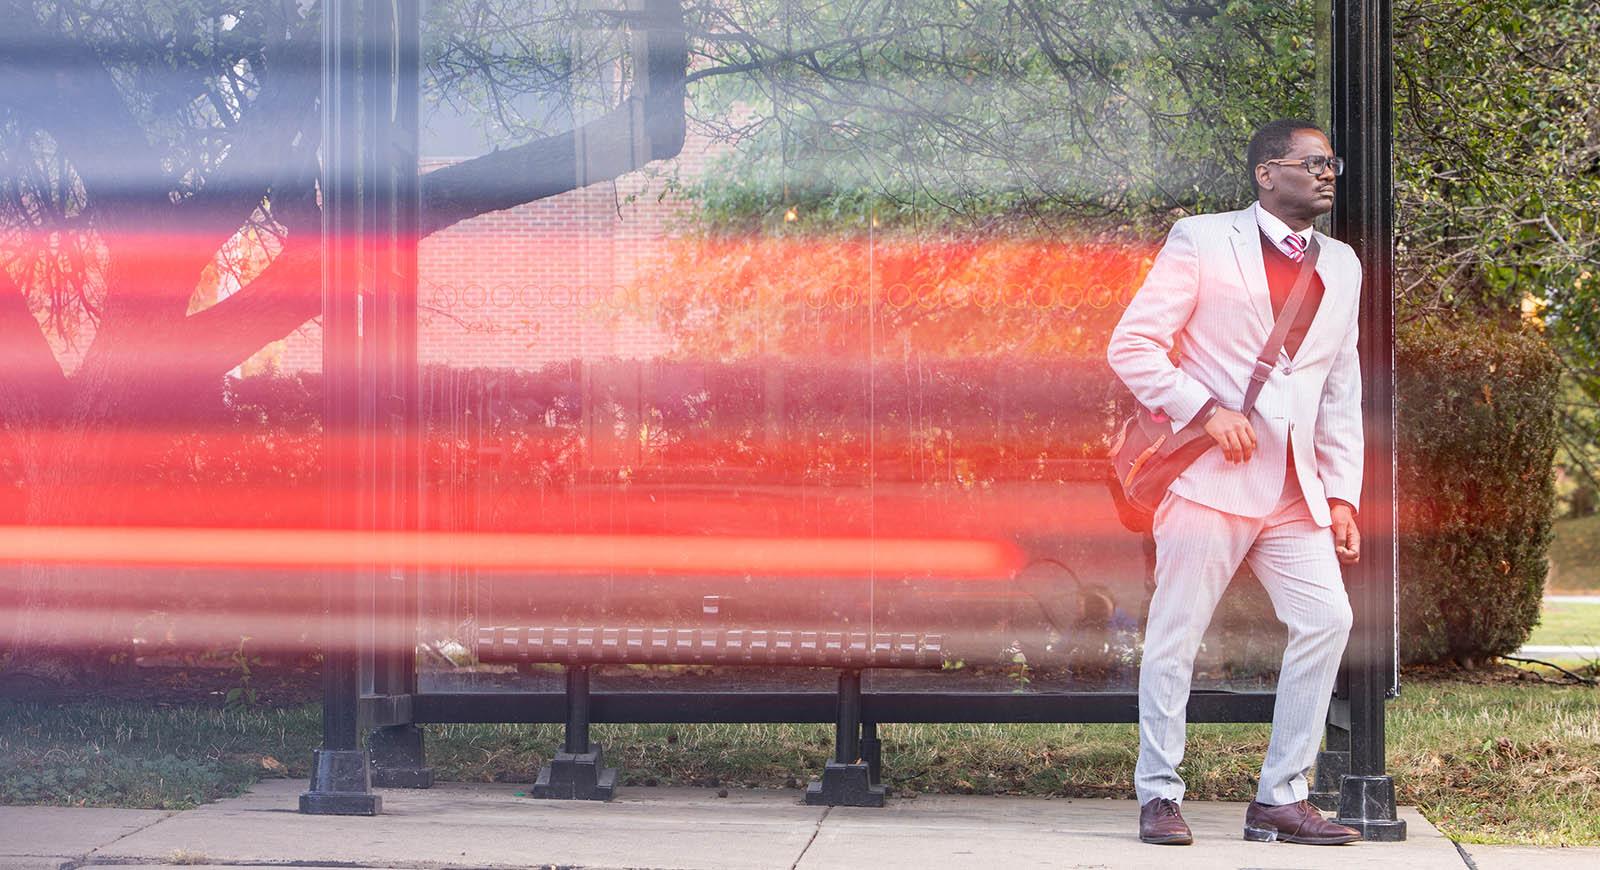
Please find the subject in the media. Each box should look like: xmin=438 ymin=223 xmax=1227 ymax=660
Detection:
xmin=302 ymin=0 xmax=379 ymax=816
xmin=304 ymin=0 xmax=424 ymax=814
xmin=1321 ymin=0 xmax=1405 ymax=841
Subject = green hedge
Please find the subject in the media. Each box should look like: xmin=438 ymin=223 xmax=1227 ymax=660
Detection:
xmin=1397 ymin=319 xmax=1560 ymax=665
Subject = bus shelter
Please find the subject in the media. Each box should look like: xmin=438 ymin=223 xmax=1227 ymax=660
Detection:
xmin=302 ymin=0 xmax=1405 ymax=840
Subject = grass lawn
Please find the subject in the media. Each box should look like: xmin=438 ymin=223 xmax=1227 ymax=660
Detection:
xmin=3 ymin=677 xmax=1597 ymax=846
xmin=1549 ymin=514 xmax=1600 ymax=592
xmin=1526 ymin=599 xmax=1600 ymax=648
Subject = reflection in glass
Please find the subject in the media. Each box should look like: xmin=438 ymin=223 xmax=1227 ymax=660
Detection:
xmin=1 ymin=0 xmax=1326 ymax=695
xmin=401 ymin=1 xmax=1327 ymax=695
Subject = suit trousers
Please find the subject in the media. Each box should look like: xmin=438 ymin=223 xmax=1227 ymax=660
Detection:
xmin=1134 ymin=469 xmax=1353 ymax=806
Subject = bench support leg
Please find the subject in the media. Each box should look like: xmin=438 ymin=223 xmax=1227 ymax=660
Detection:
xmin=532 ymin=664 xmax=617 ymax=801
xmin=861 ymin=719 xmax=883 ymax=786
xmin=806 ymin=669 xmax=886 ymax=807
xmin=369 ymin=724 xmax=434 ymax=789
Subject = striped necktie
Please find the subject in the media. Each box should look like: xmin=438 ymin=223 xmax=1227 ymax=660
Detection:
xmin=1283 ymin=232 xmax=1307 ymax=263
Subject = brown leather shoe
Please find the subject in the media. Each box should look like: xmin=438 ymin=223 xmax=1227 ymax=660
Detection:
xmin=1139 ymin=797 xmax=1193 ymax=845
xmin=1244 ymin=800 xmax=1362 ymax=845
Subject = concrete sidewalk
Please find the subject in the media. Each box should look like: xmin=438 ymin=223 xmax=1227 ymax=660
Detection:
xmin=3 ymin=780 xmax=1596 ymax=870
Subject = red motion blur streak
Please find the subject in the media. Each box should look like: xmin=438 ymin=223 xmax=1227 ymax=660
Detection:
xmin=0 ymin=526 xmax=1026 ymax=578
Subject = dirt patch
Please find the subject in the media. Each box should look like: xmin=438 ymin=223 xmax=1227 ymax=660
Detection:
xmin=1402 ymin=660 xmax=1595 ymax=686
xmin=0 ymin=660 xmax=322 ymax=707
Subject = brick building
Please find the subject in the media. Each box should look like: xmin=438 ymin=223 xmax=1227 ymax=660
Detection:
xmin=254 ymin=120 xmax=728 ymax=374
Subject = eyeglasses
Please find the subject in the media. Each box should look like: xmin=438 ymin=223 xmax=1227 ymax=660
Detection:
xmin=1263 ymin=155 xmax=1345 ymax=177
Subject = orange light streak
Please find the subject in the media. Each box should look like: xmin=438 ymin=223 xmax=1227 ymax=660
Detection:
xmin=0 ymin=525 xmax=1024 ymax=578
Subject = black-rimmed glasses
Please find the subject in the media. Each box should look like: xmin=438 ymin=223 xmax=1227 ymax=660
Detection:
xmin=1263 ymin=155 xmax=1345 ymax=176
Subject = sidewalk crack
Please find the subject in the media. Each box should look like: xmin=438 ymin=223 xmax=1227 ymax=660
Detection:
xmin=1452 ymin=839 xmax=1481 ymax=870
xmin=790 ymin=805 xmax=832 ymax=870
xmin=75 ymin=809 xmax=183 ymax=866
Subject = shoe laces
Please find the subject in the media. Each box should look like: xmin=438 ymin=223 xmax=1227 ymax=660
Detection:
xmin=1157 ymin=799 xmax=1181 ymax=817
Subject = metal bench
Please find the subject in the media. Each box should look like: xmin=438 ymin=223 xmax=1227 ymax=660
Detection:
xmin=476 ymin=623 xmax=946 ymax=806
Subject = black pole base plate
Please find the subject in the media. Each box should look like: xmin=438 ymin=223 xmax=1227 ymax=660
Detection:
xmin=368 ymin=725 xmax=435 ymax=789
xmin=1334 ymin=775 xmax=1406 ymax=842
xmin=299 ymin=749 xmax=381 ymax=815
xmin=804 ymin=762 xmax=886 ymax=807
xmin=1343 ymin=817 xmax=1408 ymax=842
xmin=299 ymin=791 xmax=382 ymax=815
xmin=531 ymin=744 xmax=618 ymax=801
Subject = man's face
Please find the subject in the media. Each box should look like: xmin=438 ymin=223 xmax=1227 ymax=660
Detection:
xmin=1258 ymin=129 xmax=1337 ymax=218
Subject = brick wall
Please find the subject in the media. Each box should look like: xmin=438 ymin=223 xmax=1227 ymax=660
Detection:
xmin=265 ymin=120 xmax=727 ymax=373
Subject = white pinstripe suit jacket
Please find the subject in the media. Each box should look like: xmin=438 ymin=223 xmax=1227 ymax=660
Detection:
xmin=1106 ymin=206 xmax=1364 ymax=527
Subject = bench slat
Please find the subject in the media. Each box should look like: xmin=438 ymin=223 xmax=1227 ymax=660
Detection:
xmin=478 ymin=625 xmax=944 ymax=668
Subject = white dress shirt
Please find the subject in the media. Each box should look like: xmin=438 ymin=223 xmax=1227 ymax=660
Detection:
xmin=1253 ymin=201 xmax=1313 ymax=259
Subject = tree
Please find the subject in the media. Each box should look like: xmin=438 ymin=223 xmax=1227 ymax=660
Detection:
xmin=638 ymin=0 xmax=1321 ymax=359
xmin=1390 ymin=0 xmax=1600 ymax=511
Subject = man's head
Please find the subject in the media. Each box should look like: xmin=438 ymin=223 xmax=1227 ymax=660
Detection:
xmin=1247 ymin=119 xmax=1340 ymax=226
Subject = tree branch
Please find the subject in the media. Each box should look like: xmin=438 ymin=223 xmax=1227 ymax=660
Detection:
xmin=166 ymin=29 xmax=322 ymax=277
xmin=0 ymin=265 xmax=68 ymax=426
xmin=0 ymin=32 xmax=165 ymax=227
xmin=171 ymin=233 xmax=321 ymax=377
xmin=419 ymin=87 xmax=683 ymax=236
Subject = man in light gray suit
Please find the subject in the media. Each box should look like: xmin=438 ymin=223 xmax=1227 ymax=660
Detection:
xmin=1107 ymin=119 xmax=1365 ymax=846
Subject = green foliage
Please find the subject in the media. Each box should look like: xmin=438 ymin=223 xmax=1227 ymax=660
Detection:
xmin=1392 ymin=0 xmax=1600 ymax=505
xmin=224 ymin=637 xmax=261 ymax=713
xmin=1397 ymin=319 xmax=1562 ymax=664
xmin=1 ymin=752 xmax=234 ymax=808
xmin=664 ymin=0 xmax=1590 ymax=664
xmin=0 ymin=701 xmax=319 ymax=809
xmin=683 ymin=0 xmax=1319 ymax=235
xmin=1393 ymin=0 xmax=1599 ymax=322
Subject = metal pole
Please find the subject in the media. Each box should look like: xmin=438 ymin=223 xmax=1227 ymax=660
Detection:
xmin=1330 ymin=0 xmax=1403 ymax=840
xmin=301 ymin=0 xmax=380 ymax=815
xmin=363 ymin=0 xmax=431 ymax=789
xmin=320 ymin=0 xmax=361 ymax=757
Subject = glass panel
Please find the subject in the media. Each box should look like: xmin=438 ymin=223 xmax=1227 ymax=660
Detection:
xmin=0 ymin=3 xmax=326 ymax=683
xmin=406 ymin=0 xmax=1335 ymax=696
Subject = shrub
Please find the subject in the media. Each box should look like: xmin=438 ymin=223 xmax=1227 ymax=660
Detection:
xmin=1396 ymin=319 xmax=1560 ymax=665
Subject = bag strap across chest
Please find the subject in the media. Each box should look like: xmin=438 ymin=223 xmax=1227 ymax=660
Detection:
xmin=1240 ymin=237 xmax=1322 ymax=416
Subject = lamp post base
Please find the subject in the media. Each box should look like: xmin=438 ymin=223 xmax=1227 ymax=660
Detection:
xmin=299 ymin=749 xmax=381 ymax=815
xmin=1334 ymin=775 xmax=1406 ymax=841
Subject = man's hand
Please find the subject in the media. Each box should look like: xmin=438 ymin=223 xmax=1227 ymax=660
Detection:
xmin=1330 ymin=503 xmax=1361 ymax=564
xmin=1203 ymin=408 xmax=1257 ymax=463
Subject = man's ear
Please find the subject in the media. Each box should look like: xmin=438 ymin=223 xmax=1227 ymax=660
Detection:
xmin=1254 ymin=163 xmax=1274 ymax=192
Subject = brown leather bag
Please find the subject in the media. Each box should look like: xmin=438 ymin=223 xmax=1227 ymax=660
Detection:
xmin=1109 ymin=237 xmax=1321 ymax=533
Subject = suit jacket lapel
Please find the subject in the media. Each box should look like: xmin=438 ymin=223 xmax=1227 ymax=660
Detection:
xmin=1229 ymin=209 xmax=1275 ymax=336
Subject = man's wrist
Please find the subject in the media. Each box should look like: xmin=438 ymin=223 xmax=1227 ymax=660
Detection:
xmin=1328 ymin=498 xmax=1357 ymax=517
